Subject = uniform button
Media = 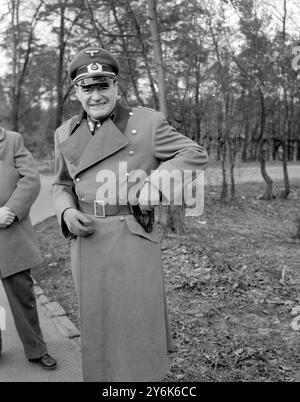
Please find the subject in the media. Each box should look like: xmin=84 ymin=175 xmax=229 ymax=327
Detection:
xmin=129 ymin=112 xmax=133 ymax=116
xmin=75 ymin=178 xmax=80 ymax=182
xmin=129 ymin=151 xmax=134 ymax=156
xmin=131 ymin=129 xmax=137 ymax=135
xmin=81 ymin=197 xmax=85 ymax=201
xmin=120 ymin=216 xmax=125 ymax=222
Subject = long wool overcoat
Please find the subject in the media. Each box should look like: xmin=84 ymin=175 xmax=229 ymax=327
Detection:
xmin=52 ymin=103 xmax=208 ymax=382
xmin=0 ymin=127 xmax=42 ymax=278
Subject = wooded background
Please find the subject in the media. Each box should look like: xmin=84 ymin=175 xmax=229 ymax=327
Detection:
xmin=0 ymin=0 xmax=300 ymax=201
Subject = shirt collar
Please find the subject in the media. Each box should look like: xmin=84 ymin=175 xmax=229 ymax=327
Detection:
xmin=78 ymin=105 xmax=117 ymax=132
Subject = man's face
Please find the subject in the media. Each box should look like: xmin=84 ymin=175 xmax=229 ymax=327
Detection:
xmin=75 ymin=79 xmax=118 ymax=121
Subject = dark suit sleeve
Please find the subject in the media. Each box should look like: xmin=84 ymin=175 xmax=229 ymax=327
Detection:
xmin=4 ymin=133 xmax=41 ymax=221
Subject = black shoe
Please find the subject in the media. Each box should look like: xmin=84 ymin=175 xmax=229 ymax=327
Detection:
xmin=29 ymin=353 xmax=57 ymax=370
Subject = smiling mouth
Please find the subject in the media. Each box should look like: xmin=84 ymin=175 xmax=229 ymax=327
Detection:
xmin=90 ymin=103 xmax=106 ymax=107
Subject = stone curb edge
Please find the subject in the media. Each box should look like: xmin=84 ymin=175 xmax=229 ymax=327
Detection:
xmin=31 ymin=276 xmax=81 ymax=349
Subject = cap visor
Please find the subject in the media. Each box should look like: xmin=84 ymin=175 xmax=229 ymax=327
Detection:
xmin=75 ymin=74 xmax=115 ymax=86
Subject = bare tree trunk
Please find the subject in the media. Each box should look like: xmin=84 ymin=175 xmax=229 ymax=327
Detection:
xmin=280 ymin=89 xmax=293 ymax=198
xmin=217 ymin=112 xmax=222 ymax=161
xmin=217 ymin=105 xmax=228 ymax=201
xmin=147 ymin=0 xmax=173 ymax=229
xmin=225 ymin=91 xmax=236 ymax=200
xmin=83 ymin=0 xmax=105 ymax=47
xmin=220 ymin=141 xmax=228 ymax=202
xmin=111 ymin=1 xmax=145 ymax=106
xmin=258 ymin=88 xmax=273 ymax=199
xmin=208 ymin=19 xmax=231 ymax=202
xmin=147 ymin=0 xmax=168 ymax=117
xmin=281 ymin=140 xmax=290 ymax=198
xmin=260 ymin=145 xmax=273 ymax=199
xmin=280 ymin=0 xmax=290 ymax=199
xmin=283 ymin=0 xmax=287 ymax=40
xmin=242 ymin=112 xmax=249 ymax=161
xmin=54 ymin=3 xmax=84 ymax=127
xmin=195 ymin=56 xmax=202 ymax=143
xmin=55 ymin=0 xmax=66 ymax=129
xmin=250 ymin=127 xmax=256 ymax=160
xmin=10 ymin=0 xmax=43 ymax=131
xmin=125 ymin=1 xmax=158 ymax=109
xmin=83 ymin=0 xmax=130 ymax=106
xmin=11 ymin=0 xmax=19 ymax=131
xmin=229 ymin=157 xmax=235 ymax=200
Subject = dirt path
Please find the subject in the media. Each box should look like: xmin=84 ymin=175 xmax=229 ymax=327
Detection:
xmin=30 ymin=175 xmax=56 ymax=225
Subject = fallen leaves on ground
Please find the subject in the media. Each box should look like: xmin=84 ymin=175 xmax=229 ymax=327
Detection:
xmin=34 ymin=182 xmax=300 ymax=382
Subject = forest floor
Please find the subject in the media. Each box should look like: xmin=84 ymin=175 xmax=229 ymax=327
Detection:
xmin=34 ymin=181 xmax=300 ymax=382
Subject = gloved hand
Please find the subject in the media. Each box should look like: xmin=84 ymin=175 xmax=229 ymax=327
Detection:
xmin=63 ymin=208 xmax=95 ymax=237
xmin=0 ymin=207 xmax=16 ymax=228
xmin=138 ymin=181 xmax=160 ymax=214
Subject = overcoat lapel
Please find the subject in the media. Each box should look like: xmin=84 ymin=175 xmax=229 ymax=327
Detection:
xmin=76 ymin=117 xmax=128 ymax=174
xmin=58 ymin=120 xmax=92 ymax=167
xmin=57 ymin=102 xmax=131 ymax=173
xmin=113 ymin=102 xmax=132 ymax=134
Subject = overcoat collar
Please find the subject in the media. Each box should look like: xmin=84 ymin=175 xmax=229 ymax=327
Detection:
xmin=58 ymin=102 xmax=131 ymax=175
xmin=113 ymin=102 xmax=132 ymax=134
xmin=76 ymin=117 xmax=129 ymax=174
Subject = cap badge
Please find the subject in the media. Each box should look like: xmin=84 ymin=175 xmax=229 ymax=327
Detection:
xmin=84 ymin=49 xmax=100 ymax=57
xmin=87 ymin=62 xmax=103 ymax=73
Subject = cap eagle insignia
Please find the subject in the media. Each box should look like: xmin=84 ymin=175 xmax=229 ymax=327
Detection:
xmin=84 ymin=49 xmax=100 ymax=57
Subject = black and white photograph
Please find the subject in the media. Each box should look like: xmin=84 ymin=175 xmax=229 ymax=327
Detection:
xmin=0 ymin=0 xmax=300 ymax=386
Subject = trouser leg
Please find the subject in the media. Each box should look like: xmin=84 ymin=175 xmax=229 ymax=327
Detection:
xmin=2 ymin=270 xmax=47 ymax=359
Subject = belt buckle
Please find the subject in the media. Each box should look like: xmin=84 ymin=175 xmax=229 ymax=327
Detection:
xmin=94 ymin=200 xmax=106 ymax=218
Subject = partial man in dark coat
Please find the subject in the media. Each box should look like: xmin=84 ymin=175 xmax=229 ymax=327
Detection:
xmin=0 ymin=127 xmax=57 ymax=369
xmin=52 ymin=47 xmax=208 ymax=381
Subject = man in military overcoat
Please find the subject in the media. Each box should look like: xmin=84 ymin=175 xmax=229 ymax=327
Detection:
xmin=52 ymin=47 xmax=208 ymax=381
xmin=0 ymin=127 xmax=57 ymax=369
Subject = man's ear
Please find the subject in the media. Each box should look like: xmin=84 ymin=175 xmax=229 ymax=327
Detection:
xmin=114 ymin=81 xmax=119 ymax=94
xmin=74 ymin=85 xmax=80 ymax=99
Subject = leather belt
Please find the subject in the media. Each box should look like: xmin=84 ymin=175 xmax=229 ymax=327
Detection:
xmin=78 ymin=200 xmax=133 ymax=218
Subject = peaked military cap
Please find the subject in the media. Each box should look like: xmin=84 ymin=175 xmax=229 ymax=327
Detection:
xmin=69 ymin=47 xmax=119 ymax=86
